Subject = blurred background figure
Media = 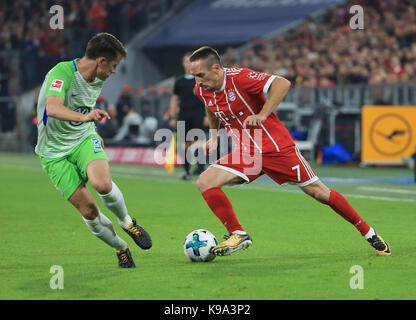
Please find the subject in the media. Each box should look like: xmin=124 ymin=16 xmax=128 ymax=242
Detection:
xmin=169 ymin=52 xmax=207 ymax=180
xmin=116 ymin=84 xmax=133 ymax=128
xmin=114 ymin=107 xmax=143 ymax=143
xmin=138 ymin=103 xmax=159 ymax=145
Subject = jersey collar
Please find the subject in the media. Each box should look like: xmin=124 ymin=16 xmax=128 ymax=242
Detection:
xmin=72 ymin=58 xmax=79 ymax=72
xmin=216 ymin=68 xmax=227 ymax=92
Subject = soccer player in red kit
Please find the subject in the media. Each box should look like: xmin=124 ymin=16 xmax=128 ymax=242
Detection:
xmin=189 ymin=46 xmax=391 ymax=257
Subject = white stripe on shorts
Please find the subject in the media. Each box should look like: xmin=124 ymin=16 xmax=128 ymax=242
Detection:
xmin=294 ymin=146 xmax=315 ymax=179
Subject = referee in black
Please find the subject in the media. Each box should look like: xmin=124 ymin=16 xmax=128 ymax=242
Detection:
xmin=170 ymin=52 xmax=207 ymax=180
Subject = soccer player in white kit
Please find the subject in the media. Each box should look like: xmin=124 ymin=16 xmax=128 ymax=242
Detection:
xmin=36 ymin=33 xmax=152 ymax=268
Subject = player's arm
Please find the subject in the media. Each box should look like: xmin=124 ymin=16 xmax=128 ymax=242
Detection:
xmin=169 ymin=94 xmax=180 ymax=118
xmin=205 ymin=106 xmax=221 ymax=154
xmin=259 ymin=76 xmax=291 ymax=118
xmin=243 ymin=76 xmax=291 ymax=128
xmin=46 ymin=96 xmax=110 ymax=123
xmin=45 ymin=63 xmax=109 ymax=123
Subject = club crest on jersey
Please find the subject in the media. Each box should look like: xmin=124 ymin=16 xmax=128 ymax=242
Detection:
xmin=50 ymin=79 xmax=64 ymax=92
xmin=228 ymin=90 xmax=236 ymax=101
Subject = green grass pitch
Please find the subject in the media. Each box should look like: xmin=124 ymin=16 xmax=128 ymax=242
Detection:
xmin=1 ymin=152 xmax=415 ymax=300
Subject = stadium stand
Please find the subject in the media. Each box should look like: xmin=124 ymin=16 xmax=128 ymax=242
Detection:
xmin=0 ymin=0 xmax=183 ymax=93
xmin=0 ymin=0 xmax=187 ymax=150
xmin=228 ymin=0 xmax=416 ymax=86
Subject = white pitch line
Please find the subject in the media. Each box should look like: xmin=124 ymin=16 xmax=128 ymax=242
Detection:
xmin=357 ymin=186 xmax=416 ymax=195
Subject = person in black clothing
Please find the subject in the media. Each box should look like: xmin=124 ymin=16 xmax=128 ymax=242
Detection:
xmin=170 ymin=52 xmax=207 ymax=180
xmin=116 ymin=84 xmax=133 ymax=127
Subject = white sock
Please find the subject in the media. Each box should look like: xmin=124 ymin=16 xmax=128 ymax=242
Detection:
xmin=99 ymin=181 xmax=133 ymax=228
xmin=364 ymin=227 xmax=376 ymax=240
xmin=83 ymin=211 xmax=128 ymax=251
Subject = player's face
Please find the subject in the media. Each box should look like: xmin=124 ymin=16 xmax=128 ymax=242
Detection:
xmin=96 ymin=53 xmax=123 ymax=80
xmin=190 ymin=59 xmax=223 ymax=92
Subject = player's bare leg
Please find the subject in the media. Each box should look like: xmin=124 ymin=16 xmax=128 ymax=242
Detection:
xmin=87 ymin=159 xmax=152 ymax=249
xmin=300 ymin=180 xmax=391 ymax=255
xmin=196 ymin=165 xmax=244 ymax=192
xmin=197 ymin=166 xmax=252 ymax=256
xmin=69 ymin=183 xmax=135 ymax=267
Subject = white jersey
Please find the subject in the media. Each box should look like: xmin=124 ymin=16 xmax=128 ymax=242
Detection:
xmin=35 ymin=59 xmax=104 ymax=158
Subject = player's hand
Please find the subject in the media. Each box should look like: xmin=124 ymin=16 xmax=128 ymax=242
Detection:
xmin=206 ymin=137 xmax=218 ymax=155
xmin=82 ymin=109 xmax=110 ymax=123
xmin=243 ymin=114 xmax=267 ymax=128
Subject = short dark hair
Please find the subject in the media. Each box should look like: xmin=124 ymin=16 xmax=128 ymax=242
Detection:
xmin=189 ymin=46 xmax=222 ymax=69
xmin=85 ymin=33 xmax=127 ymax=61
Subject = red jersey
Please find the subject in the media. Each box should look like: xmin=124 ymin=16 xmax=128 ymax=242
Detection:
xmin=195 ymin=67 xmax=295 ymax=154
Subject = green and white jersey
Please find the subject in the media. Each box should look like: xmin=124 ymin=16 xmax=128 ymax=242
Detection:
xmin=35 ymin=59 xmax=104 ymax=158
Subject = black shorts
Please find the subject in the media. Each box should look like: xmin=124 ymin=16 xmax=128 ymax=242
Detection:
xmin=179 ymin=109 xmax=206 ymax=134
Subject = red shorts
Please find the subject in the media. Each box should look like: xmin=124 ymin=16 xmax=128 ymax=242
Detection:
xmin=211 ymin=145 xmax=318 ymax=186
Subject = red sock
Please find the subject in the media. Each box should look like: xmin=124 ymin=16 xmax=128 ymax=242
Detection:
xmin=328 ymin=189 xmax=370 ymax=236
xmin=201 ymin=187 xmax=244 ymax=233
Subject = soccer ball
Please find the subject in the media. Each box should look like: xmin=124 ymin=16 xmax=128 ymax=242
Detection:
xmin=183 ymin=229 xmax=218 ymax=262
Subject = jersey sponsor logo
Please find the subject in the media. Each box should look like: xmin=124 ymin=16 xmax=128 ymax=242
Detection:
xmin=248 ymin=72 xmax=267 ymax=81
xmin=257 ymin=73 xmax=267 ymax=81
xmin=50 ymin=79 xmax=64 ymax=92
xmin=214 ymin=110 xmax=231 ymax=126
xmin=248 ymin=72 xmax=258 ymax=79
xmin=69 ymin=107 xmax=89 ymax=126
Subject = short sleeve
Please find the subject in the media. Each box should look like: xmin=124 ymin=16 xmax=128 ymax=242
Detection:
xmin=236 ymin=69 xmax=277 ymax=95
xmin=45 ymin=63 xmax=73 ymax=99
xmin=173 ymin=78 xmax=181 ymax=95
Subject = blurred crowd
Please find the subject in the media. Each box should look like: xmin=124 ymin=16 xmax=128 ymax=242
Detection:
xmin=1 ymin=0 xmax=178 ymax=137
xmin=0 ymin=0 xmax=176 ymax=94
xmin=222 ymin=0 xmax=416 ymax=86
xmin=93 ymin=83 xmax=172 ymax=146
